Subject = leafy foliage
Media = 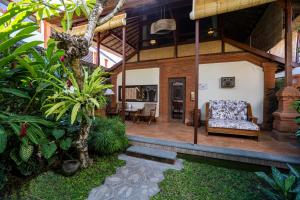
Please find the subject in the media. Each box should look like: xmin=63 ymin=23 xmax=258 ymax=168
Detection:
xmin=88 ymin=117 xmax=128 ymax=155
xmin=255 ymin=165 xmax=300 ymax=200
xmin=43 ymin=67 xmax=111 ymax=125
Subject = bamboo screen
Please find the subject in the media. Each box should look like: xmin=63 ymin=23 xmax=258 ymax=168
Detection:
xmin=190 ymin=0 xmax=276 ymax=20
xmin=70 ymin=13 xmax=127 ymax=36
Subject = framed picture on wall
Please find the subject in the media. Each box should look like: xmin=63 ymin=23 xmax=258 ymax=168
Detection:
xmin=221 ymin=77 xmax=235 ymax=88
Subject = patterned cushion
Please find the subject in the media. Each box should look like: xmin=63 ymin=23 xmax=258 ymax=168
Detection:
xmin=209 ymin=100 xmax=248 ymax=121
xmin=208 ymin=119 xmax=259 ymax=131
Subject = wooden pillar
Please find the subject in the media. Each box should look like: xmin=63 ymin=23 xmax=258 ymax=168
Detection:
xmin=220 ymin=15 xmax=225 ymax=53
xmin=262 ymin=62 xmax=277 ymax=130
xmin=296 ymin=30 xmax=300 ymax=63
xmin=285 ymin=0 xmax=293 ymax=86
xmin=121 ymin=26 xmax=126 ymax=122
xmin=194 ymin=20 xmax=199 ymax=144
xmin=96 ymin=32 xmax=100 ymax=66
xmin=272 ymin=0 xmax=300 ymax=139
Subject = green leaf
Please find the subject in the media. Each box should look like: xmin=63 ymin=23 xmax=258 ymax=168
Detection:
xmin=0 ymin=34 xmax=33 ymax=52
xmin=284 ymin=175 xmax=296 ymax=191
xmin=14 ymin=41 xmax=43 ymax=54
xmin=45 ymin=101 xmax=66 ymax=117
xmin=60 ymin=137 xmax=72 ymax=151
xmin=255 ymin=172 xmax=276 ymax=188
xmin=41 ymin=143 xmax=57 ymax=159
xmin=52 ymin=129 xmax=65 ymax=140
xmin=287 ymin=164 xmax=300 ymax=178
xmin=89 ymin=98 xmax=100 ymax=108
xmin=296 ymin=193 xmax=300 ymax=200
xmin=19 ymin=144 xmax=33 ymax=162
xmin=71 ymin=103 xmax=81 ymax=124
xmin=272 ymin=167 xmax=285 ymax=190
xmin=0 ymin=126 xmax=7 ymax=153
xmin=0 ymin=88 xmax=30 ymax=99
xmin=16 ymin=25 xmax=38 ymax=37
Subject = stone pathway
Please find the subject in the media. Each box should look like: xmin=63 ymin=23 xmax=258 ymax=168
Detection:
xmin=88 ymin=154 xmax=183 ymax=200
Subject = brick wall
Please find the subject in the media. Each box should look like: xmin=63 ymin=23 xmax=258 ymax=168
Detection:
xmin=112 ymin=52 xmax=272 ymax=125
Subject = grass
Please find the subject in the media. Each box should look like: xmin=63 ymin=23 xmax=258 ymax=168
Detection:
xmin=152 ymin=155 xmax=266 ymax=200
xmin=10 ymin=154 xmax=125 ymax=200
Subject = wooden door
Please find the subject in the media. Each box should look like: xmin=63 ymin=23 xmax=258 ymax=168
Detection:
xmin=169 ymin=78 xmax=186 ymax=123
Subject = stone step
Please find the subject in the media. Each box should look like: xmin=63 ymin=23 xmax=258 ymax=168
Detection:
xmin=126 ymin=146 xmax=177 ymax=164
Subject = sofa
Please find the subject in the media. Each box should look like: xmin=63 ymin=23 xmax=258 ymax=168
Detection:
xmin=206 ymin=100 xmax=260 ymax=140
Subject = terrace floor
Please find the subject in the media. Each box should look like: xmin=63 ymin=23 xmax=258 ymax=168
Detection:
xmin=126 ymin=121 xmax=300 ymax=158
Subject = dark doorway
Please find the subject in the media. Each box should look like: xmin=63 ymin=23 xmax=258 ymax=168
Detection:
xmin=169 ymin=78 xmax=186 ymax=123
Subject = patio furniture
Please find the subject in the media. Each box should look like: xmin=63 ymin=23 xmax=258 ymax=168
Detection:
xmin=125 ymin=107 xmax=139 ymax=121
xmin=206 ymin=100 xmax=260 ymax=140
xmin=134 ymin=103 xmax=157 ymax=125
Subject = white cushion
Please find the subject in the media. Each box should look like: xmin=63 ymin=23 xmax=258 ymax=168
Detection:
xmin=208 ymin=119 xmax=259 ymax=131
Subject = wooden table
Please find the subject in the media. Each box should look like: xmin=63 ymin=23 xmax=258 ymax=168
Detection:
xmin=125 ymin=108 xmax=139 ymax=121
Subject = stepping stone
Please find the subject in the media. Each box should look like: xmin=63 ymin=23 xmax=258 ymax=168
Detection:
xmin=126 ymin=146 xmax=177 ymax=164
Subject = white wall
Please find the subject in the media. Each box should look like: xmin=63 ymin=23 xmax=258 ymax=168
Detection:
xmin=198 ymin=61 xmax=264 ymax=124
xmin=117 ymin=68 xmax=160 ymax=117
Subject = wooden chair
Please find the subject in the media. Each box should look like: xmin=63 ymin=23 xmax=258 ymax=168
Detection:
xmin=134 ymin=103 xmax=157 ymax=125
xmin=206 ymin=100 xmax=260 ymax=140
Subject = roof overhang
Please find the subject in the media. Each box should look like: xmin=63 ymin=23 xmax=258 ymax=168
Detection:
xmin=190 ymin=0 xmax=276 ymax=20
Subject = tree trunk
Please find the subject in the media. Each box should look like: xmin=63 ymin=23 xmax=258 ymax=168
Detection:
xmin=76 ymin=121 xmax=93 ymax=168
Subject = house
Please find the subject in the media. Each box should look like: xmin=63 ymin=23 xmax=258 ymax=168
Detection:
xmin=105 ymin=0 xmax=300 ymax=131
xmin=48 ymin=0 xmax=300 ymax=166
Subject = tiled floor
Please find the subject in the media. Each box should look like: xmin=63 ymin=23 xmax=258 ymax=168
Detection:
xmin=126 ymin=121 xmax=300 ymax=157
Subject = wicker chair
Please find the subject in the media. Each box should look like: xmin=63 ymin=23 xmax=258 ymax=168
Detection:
xmin=134 ymin=103 xmax=157 ymax=125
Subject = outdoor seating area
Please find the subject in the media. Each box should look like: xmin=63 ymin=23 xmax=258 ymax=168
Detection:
xmin=126 ymin=121 xmax=300 ymax=158
xmin=107 ymin=102 xmax=157 ymax=125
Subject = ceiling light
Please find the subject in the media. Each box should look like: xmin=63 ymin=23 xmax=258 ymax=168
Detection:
xmin=150 ymin=39 xmax=157 ymax=45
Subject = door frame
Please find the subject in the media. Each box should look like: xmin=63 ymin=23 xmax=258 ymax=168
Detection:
xmin=168 ymin=77 xmax=186 ymax=123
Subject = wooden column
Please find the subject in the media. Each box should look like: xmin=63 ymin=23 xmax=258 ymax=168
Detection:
xmin=220 ymin=15 xmax=225 ymax=53
xmin=96 ymin=32 xmax=100 ymax=66
xmin=121 ymin=26 xmax=126 ymax=122
xmin=285 ymin=0 xmax=292 ymax=86
xmin=262 ymin=62 xmax=277 ymax=130
xmin=194 ymin=20 xmax=199 ymax=144
xmin=296 ymin=30 xmax=300 ymax=63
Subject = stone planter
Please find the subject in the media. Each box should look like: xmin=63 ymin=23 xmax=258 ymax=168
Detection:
xmin=61 ymin=160 xmax=80 ymax=176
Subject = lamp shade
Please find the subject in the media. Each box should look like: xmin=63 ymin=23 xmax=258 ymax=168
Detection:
xmin=150 ymin=19 xmax=176 ymax=35
xmin=104 ymin=89 xmax=115 ymax=96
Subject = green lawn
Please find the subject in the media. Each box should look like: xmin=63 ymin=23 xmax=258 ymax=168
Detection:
xmin=10 ymin=154 xmax=267 ymax=200
xmin=152 ymin=155 xmax=266 ymax=200
xmin=10 ymin=155 xmax=125 ymax=200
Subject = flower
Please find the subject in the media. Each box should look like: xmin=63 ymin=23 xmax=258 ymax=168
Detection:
xmin=20 ymin=123 xmax=28 ymax=138
xmin=60 ymin=56 xmax=65 ymax=62
xmin=66 ymin=79 xmax=72 ymax=88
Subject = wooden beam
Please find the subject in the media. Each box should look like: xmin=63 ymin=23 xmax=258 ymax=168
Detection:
xmin=121 ymin=26 xmax=126 ymax=122
xmin=110 ymin=30 xmax=136 ymax=49
xmin=223 ymin=37 xmax=300 ymax=68
xmin=194 ymin=20 xmax=199 ymax=145
xmin=285 ymin=0 xmax=293 ymax=86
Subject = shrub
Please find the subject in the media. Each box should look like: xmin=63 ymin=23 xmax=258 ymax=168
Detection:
xmin=255 ymin=164 xmax=300 ymax=200
xmin=88 ymin=117 xmax=128 ymax=155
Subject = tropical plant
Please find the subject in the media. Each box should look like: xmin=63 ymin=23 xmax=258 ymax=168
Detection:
xmin=43 ymin=67 xmax=111 ymax=167
xmin=89 ymin=117 xmax=128 ymax=155
xmin=255 ymin=164 xmax=300 ymax=200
